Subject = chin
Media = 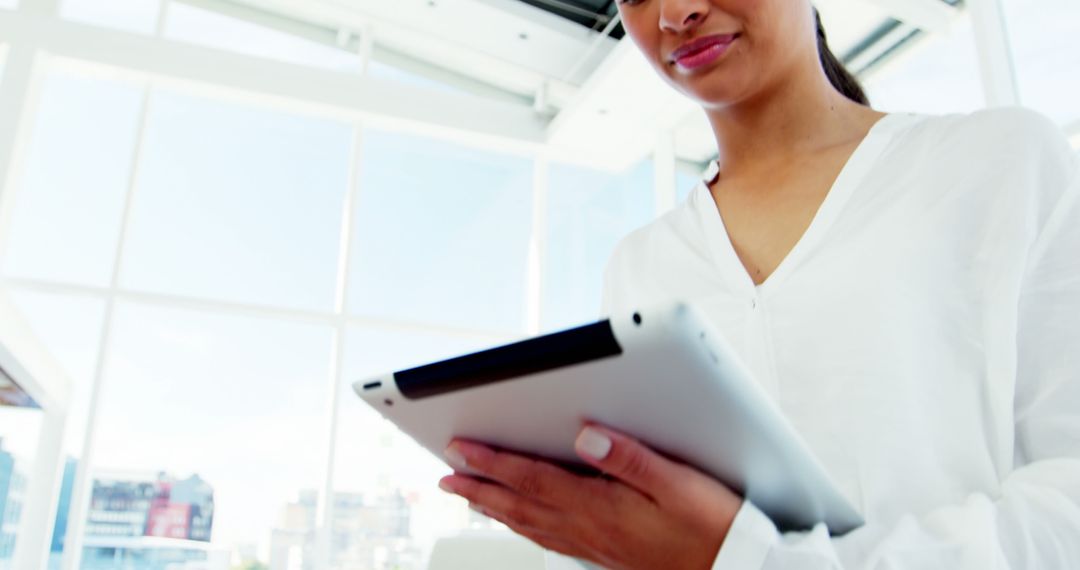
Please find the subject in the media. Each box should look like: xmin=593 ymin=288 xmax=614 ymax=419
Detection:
xmin=655 ymin=59 xmax=754 ymax=109
xmin=669 ymin=75 xmax=747 ymax=109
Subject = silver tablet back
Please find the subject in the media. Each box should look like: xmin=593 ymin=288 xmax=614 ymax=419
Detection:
xmin=354 ymin=302 xmax=863 ymax=535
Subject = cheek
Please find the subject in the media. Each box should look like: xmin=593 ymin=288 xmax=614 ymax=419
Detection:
xmin=619 ymin=10 xmax=661 ymax=61
xmin=619 ymin=14 xmax=679 ymax=87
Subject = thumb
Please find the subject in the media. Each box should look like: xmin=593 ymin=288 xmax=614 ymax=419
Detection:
xmin=574 ymin=424 xmax=681 ymax=501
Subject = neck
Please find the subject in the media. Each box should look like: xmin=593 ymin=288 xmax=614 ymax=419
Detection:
xmin=703 ymin=62 xmax=883 ymax=179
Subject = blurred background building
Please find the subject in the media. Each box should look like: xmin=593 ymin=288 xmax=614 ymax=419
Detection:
xmin=0 ymin=0 xmax=1076 ymax=569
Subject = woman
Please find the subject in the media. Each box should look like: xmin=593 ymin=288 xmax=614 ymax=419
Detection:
xmin=437 ymin=0 xmax=1080 ymax=568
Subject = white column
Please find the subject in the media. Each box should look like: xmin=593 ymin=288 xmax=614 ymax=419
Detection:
xmin=653 ymin=131 xmax=677 ymax=216
xmin=10 ymin=409 xmax=68 ymax=570
xmin=526 ymin=155 xmax=549 ymax=335
xmin=967 ymin=0 xmax=1021 ymax=107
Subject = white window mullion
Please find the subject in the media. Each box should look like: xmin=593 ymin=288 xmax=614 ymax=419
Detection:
xmin=0 ymin=46 xmax=45 ymax=257
xmin=526 ymin=155 xmax=548 ymax=335
xmin=967 ymin=0 xmax=1021 ymax=107
xmin=313 ymin=121 xmax=366 ymax=570
xmin=60 ymin=82 xmax=154 ymax=570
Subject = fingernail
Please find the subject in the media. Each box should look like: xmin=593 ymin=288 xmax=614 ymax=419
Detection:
xmin=444 ymin=445 xmax=468 ymax=471
xmin=438 ymin=479 xmax=456 ymax=493
xmin=576 ymin=427 xmax=612 ymax=460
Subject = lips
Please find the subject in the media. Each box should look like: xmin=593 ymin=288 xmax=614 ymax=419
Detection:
xmin=670 ymin=33 xmax=740 ymax=70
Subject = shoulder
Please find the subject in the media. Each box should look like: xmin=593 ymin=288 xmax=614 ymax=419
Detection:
xmin=601 ymin=188 xmax=712 ymax=315
xmin=605 ymin=190 xmax=704 ymax=273
xmin=887 ymin=108 xmax=1078 ymax=253
xmin=899 ymin=107 xmax=1074 ymax=169
xmin=893 ymin=107 xmax=1076 ymax=204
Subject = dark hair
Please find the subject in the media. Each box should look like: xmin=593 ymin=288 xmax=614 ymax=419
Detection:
xmin=814 ymin=9 xmax=869 ymax=105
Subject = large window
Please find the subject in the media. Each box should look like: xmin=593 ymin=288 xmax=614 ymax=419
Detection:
xmin=92 ymin=301 xmax=334 ymax=565
xmin=3 ymin=289 xmax=105 ymax=569
xmin=542 ymin=159 xmax=655 ymax=331
xmin=0 ymin=407 xmax=41 ymax=570
xmin=864 ymin=20 xmax=985 ymax=115
xmin=331 ymin=326 xmax=505 ymax=569
xmin=119 ymin=88 xmax=353 ymax=312
xmin=346 ymin=130 xmax=535 ymax=334
xmin=1 ymin=68 xmax=144 ymax=287
xmin=1003 ymin=0 xmax=1080 ymax=127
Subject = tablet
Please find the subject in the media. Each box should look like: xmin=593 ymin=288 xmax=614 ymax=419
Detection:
xmin=352 ymin=302 xmax=864 ymax=535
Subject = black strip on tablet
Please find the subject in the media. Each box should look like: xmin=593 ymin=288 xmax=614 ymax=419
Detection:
xmin=395 ymin=320 xmax=623 ymax=400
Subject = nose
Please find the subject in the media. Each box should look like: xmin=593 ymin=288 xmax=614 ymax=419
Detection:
xmin=659 ymin=0 xmax=710 ymax=34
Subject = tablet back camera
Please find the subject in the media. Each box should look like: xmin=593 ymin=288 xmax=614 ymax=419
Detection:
xmin=632 ymin=312 xmax=642 ymax=326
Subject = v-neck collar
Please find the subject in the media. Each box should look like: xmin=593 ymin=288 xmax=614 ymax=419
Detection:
xmin=692 ymin=113 xmax=912 ymax=296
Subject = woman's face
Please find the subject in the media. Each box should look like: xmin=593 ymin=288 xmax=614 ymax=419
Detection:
xmin=616 ymin=0 xmax=817 ymax=109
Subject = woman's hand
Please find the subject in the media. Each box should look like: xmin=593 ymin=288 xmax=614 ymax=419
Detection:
xmin=437 ymin=424 xmax=744 ymax=570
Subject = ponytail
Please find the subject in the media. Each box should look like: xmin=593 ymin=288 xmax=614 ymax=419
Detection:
xmin=815 ymin=9 xmax=869 ymax=105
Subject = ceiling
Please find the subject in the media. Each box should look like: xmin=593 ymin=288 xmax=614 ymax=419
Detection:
xmin=170 ymin=0 xmax=964 ymax=169
xmin=513 ymin=0 xmax=624 ymax=38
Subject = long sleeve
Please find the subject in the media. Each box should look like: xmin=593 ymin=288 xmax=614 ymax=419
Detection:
xmin=712 ymin=152 xmax=1080 ymax=569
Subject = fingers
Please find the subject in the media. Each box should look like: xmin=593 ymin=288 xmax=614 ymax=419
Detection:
xmin=445 ymin=440 xmax=590 ymax=509
xmin=573 ymin=424 xmax=687 ymax=504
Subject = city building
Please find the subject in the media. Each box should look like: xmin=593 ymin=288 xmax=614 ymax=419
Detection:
xmin=78 ymin=471 xmax=222 ymax=570
xmin=269 ymin=488 xmax=421 ymax=570
xmin=86 ymin=471 xmax=214 ymax=542
xmin=0 ymin=440 xmax=27 ymax=567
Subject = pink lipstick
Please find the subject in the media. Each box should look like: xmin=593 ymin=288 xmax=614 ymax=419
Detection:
xmin=670 ymin=34 xmax=739 ymax=71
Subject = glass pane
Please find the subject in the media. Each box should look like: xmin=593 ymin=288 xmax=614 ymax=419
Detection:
xmin=332 ymin=326 xmax=511 ymax=570
xmin=676 ymin=166 xmax=703 ymax=204
xmin=3 ymin=288 xmax=105 ymax=568
xmin=60 ymin=0 xmax=160 ymax=35
xmin=89 ymin=301 xmax=333 ymax=568
xmin=542 ymin=159 xmax=655 ymax=331
xmin=0 ymin=407 xmax=42 ymax=570
xmin=1004 ymin=0 xmax=1080 ymax=126
xmin=2 ymin=70 xmax=143 ymax=287
xmin=164 ymin=3 xmax=363 ymax=73
xmin=119 ymin=89 xmax=353 ymax=312
xmin=347 ymin=130 xmax=534 ymax=333
xmin=864 ymin=19 xmax=985 ymax=115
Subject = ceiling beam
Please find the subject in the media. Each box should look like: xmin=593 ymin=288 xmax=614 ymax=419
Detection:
xmin=859 ymin=0 xmax=959 ymax=33
xmin=0 ymin=11 xmax=548 ymax=145
xmin=173 ymin=0 xmax=535 ymax=105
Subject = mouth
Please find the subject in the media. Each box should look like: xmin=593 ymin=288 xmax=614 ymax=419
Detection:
xmin=669 ymin=33 xmax=740 ymax=71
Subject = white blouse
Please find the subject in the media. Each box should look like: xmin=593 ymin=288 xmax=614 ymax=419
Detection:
xmin=598 ymin=109 xmax=1080 ymax=569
